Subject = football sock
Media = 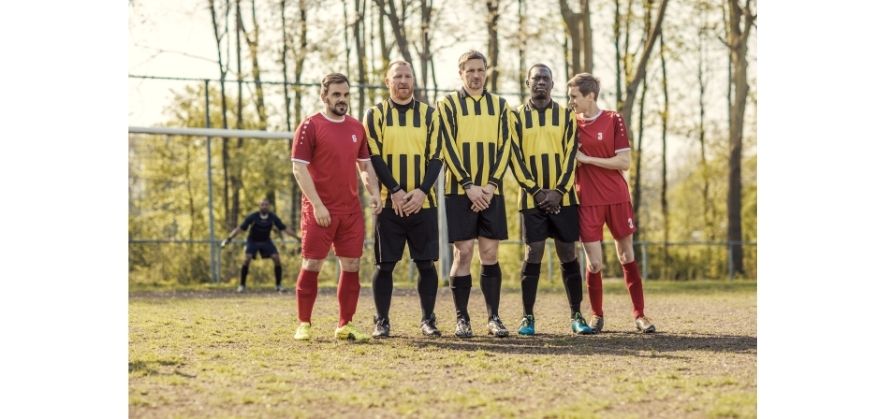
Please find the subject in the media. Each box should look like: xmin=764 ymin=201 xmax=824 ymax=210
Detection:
xmin=338 ymin=271 xmax=361 ymax=327
xmin=450 ymin=274 xmax=472 ymax=321
xmin=240 ymin=264 xmax=249 ymax=287
xmin=480 ymin=263 xmax=502 ymax=319
xmin=622 ymin=261 xmax=645 ymax=319
xmin=372 ymin=262 xmax=396 ymax=320
xmin=415 ymin=260 xmax=438 ymax=321
xmin=296 ymin=269 xmax=319 ymax=323
xmin=520 ymin=262 xmax=541 ymax=316
xmin=586 ymin=270 xmax=604 ymax=317
xmin=561 ymin=259 xmax=583 ymax=314
xmin=274 ymin=265 xmax=282 ymax=288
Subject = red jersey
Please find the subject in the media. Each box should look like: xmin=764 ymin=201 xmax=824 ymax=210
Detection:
xmin=575 ymin=110 xmax=632 ymax=206
xmin=291 ymin=112 xmax=370 ymax=215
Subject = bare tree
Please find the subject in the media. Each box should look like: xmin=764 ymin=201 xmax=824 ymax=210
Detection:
xmin=208 ymin=0 xmax=232 ymax=227
xmin=517 ymin=0 xmax=527 ymax=102
xmin=559 ymin=0 xmax=593 ymax=74
xmin=280 ymin=0 xmax=292 ymax=131
xmin=240 ymin=0 xmax=268 ymax=130
xmin=354 ymin=0 xmax=368 ymax=117
xmin=659 ymin=27 xmax=670 ymax=278
xmin=375 ymin=0 xmax=425 ymax=101
xmin=724 ymin=0 xmax=755 ymax=276
xmin=486 ymin=0 xmax=500 ymax=91
xmin=619 ymin=0 xmax=668 ymax=137
xmin=418 ymin=0 xmax=433 ymax=101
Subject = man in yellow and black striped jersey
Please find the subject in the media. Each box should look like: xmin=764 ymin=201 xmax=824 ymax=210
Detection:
xmin=364 ymin=61 xmax=444 ymax=338
xmin=437 ymin=50 xmax=513 ymax=338
xmin=509 ymin=64 xmax=595 ymax=336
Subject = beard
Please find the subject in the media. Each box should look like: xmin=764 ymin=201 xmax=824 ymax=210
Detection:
xmin=330 ymin=101 xmax=348 ymax=116
xmin=531 ymin=90 xmax=550 ymax=102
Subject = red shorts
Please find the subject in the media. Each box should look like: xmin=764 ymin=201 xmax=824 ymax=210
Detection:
xmin=300 ymin=209 xmax=365 ymax=259
xmin=578 ymin=202 xmax=636 ymax=242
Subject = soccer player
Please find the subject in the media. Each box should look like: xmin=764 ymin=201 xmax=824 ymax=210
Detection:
xmin=437 ymin=50 xmax=513 ymax=338
xmin=290 ymin=73 xmax=383 ymax=342
xmin=363 ymin=61 xmax=444 ymax=338
xmin=509 ymin=64 xmax=594 ymax=335
xmin=566 ymin=73 xmax=656 ymax=333
xmin=220 ymin=199 xmax=299 ymax=293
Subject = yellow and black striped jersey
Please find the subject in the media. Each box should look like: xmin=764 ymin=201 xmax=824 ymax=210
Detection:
xmin=437 ymin=88 xmax=513 ymax=196
xmin=510 ymin=100 xmax=579 ymax=210
xmin=363 ymin=99 xmax=443 ymax=209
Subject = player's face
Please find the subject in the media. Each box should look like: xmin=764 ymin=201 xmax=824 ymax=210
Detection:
xmin=322 ymin=82 xmax=350 ymax=116
xmin=527 ymin=66 xmax=553 ymax=102
xmin=259 ymin=200 xmax=270 ymax=214
xmin=459 ymin=59 xmax=486 ymax=92
xmin=385 ymin=64 xmax=414 ymax=102
xmin=567 ymin=86 xmax=594 ymax=114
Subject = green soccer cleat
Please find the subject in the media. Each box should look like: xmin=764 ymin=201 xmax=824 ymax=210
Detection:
xmin=335 ymin=322 xmax=371 ymax=342
xmin=517 ymin=315 xmax=536 ymax=336
xmin=293 ymin=322 xmax=312 ymax=341
xmin=571 ymin=312 xmax=595 ymax=335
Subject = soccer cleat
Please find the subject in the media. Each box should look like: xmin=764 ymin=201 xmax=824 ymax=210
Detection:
xmin=589 ymin=315 xmax=604 ymax=333
xmin=571 ymin=312 xmax=595 ymax=335
xmin=454 ymin=317 xmax=473 ymax=338
xmin=275 ymin=285 xmax=286 ymax=294
xmin=420 ymin=314 xmax=442 ymax=337
xmin=335 ymin=322 xmax=371 ymax=342
xmin=372 ymin=316 xmax=391 ymax=338
xmin=236 ymin=285 xmax=245 ymax=293
xmin=487 ymin=316 xmax=510 ymax=338
xmin=635 ymin=316 xmax=656 ymax=333
xmin=517 ymin=315 xmax=536 ymax=336
xmin=293 ymin=322 xmax=312 ymax=341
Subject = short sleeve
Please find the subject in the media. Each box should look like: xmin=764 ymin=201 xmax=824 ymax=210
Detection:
xmin=613 ymin=112 xmax=631 ymax=152
xmin=272 ymin=214 xmax=286 ymax=230
xmin=357 ymin=130 xmax=370 ymax=161
xmin=291 ymin=118 xmax=316 ymax=164
xmin=240 ymin=213 xmax=255 ymax=230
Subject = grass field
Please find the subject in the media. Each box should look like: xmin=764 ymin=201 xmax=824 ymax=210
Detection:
xmin=129 ymin=280 xmax=756 ymax=418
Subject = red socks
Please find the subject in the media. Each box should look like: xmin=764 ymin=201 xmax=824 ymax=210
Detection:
xmin=296 ymin=269 xmax=319 ymax=323
xmin=622 ymin=261 xmax=645 ymax=319
xmin=337 ymin=271 xmax=361 ymax=327
xmin=586 ymin=270 xmax=604 ymax=316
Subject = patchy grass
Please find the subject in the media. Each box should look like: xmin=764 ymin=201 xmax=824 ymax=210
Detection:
xmin=130 ymin=279 xmax=756 ymax=418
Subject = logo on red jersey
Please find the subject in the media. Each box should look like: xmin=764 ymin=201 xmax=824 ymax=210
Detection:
xmin=627 ymin=218 xmax=634 ymax=229
xmin=597 ymin=132 xmax=603 ymax=141
xmin=351 ymin=134 xmax=358 ymax=143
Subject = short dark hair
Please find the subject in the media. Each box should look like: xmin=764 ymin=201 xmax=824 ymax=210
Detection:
xmin=566 ymin=73 xmax=600 ymax=99
xmin=527 ymin=63 xmax=553 ymax=78
xmin=320 ymin=73 xmax=349 ymax=97
xmin=458 ymin=50 xmax=487 ymax=71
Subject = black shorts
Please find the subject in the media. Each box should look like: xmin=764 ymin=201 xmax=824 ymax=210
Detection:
xmin=521 ymin=205 xmax=580 ymax=243
xmin=245 ymin=240 xmax=279 ymax=258
xmin=374 ymin=207 xmax=439 ymax=263
xmin=445 ymin=194 xmax=508 ymax=242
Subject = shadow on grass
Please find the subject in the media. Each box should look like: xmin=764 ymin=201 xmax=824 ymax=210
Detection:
xmin=406 ymin=332 xmax=756 ymax=358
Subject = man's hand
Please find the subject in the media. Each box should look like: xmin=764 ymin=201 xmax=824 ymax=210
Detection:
xmin=538 ymin=189 xmax=562 ymax=213
xmin=390 ymin=189 xmax=407 ymax=217
xmin=532 ymin=190 xmax=548 ymax=207
xmin=466 ymin=186 xmax=489 ymax=211
xmin=576 ymin=150 xmax=591 ymax=166
xmin=369 ymin=193 xmax=383 ymax=215
xmin=220 ymin=238 xmax=229 ymax=248
xmin=401 ymin=189 xmax=427 ymax=216
xmin=312 ymin=204 xmax=331 ymax=227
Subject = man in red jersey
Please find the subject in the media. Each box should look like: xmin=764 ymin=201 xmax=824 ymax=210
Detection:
xmin=290 ymin=73 xmax=382 ymax=342
xmin=566 ymin=73 xmax=655 ymax=333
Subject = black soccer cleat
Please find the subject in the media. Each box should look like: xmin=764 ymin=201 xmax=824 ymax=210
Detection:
xmin=454 ymin=317 xmax=473 ymax=338
xmin=420 ymin=314 xmax=442 ymax=337
xmin=487 ymin=315 xmax=510 ymax=338
xmin=372 ymin=316 xmax=391 ymax=338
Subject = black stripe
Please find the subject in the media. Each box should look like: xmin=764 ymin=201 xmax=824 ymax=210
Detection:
xmin=521 ymin=189 xmax=528 ymax=209
xmin=530 ymin=155 xmax=538 ymax=181
xmin=412 ymin=101 xmax=421 ymax=127
xmin=386 ymin=155 xmax=395 ymax=206
xmin=385 ymin=106 xmax=393 ymax=127
xmin=552 ymin=103 xmax=560 ymax=126
xmin=366 ymin=108 xmax=378 ymax=144
xmin=399 ymin=154 xmax=408 ymax=189
xmin=445 ymin=96 xmax=459 ymax=139
xmin=524 ymin=108 xmax=533 ymax=129
xmin=541 ymin=154 xmax=550 ymax=189
xmin=462 ymin=142 xmax=472 ymax=182
xmin=413 ymin=155 xmax=421 ymax=192
xmin=397 ymin=107 xmax=407 ymax=126
xmin=538 ymin=108 xmax=546 ymax=127
xmin=459 ymin=95 xmax=468 ymax=116
xmin=476 ymin=142 xmax=485 ymax=184
xmin=473 ymin=99 xmax=481 ymax=116
xmin=487 ymin=93 xmax=495 ymax=115
xmin=554 ymin=154 xmax=562 ymax=184
xmin=489 ymin=142 xmax=496 ymax=168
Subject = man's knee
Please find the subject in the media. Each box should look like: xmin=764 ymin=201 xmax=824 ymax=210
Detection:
xmin=554 ymin=240 xmax=577 ymax=263
xmin=301 ymin=258 xmax=323 ymax=272
xmin=377 ymin=261 xmax=397 ymax=273
xmin=525 ymin=242 xmax=545 ymax=264
xmin=588 ymin=259 xmax=604 ymax=273
xmin=339 ymin=258 xmax=360 ymax=272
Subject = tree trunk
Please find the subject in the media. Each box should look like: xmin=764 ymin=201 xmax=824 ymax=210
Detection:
xmin=581 ymin=0 xmax=593 ymax=74
xmin=486 ymin=0 xmax=500 ymax=91
xmin=419 ymin=0 xmax=433 ymax=101
xmin=291 ymin=0 xmax=308 ymax=230
xmin=632 ymin=75 xmax=647 ymax=243
xmin=619 ymin=0 xmax=668 ymax=139
xmin=517 ymin=0 xmax=526 ymax=102
xmin=242 ymin=0 xmax=268 ymax=130
xmin=659 ymin=28 xmax=670 ymax=279
xmin=355 ymin=0 xmax=368 ymax=118
xmin=559 ymin=0 xmax=582 ymax=74
xmin=230 ymin=0 xmax=244 ymax=229
xmin=696 ymin=7 xmax=713 ymax=240
xmin=613 ymin=0 xmax=622 ymax=108
xmin=725 ymin=0 xmax=754 ymax=276
xmin=376 ymin=0 xmax=425 ymax=101
xmin=280 ymin=0 xmax=292 ymax=131
xmin=208 ymin=0 xmax=231 ymax=228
